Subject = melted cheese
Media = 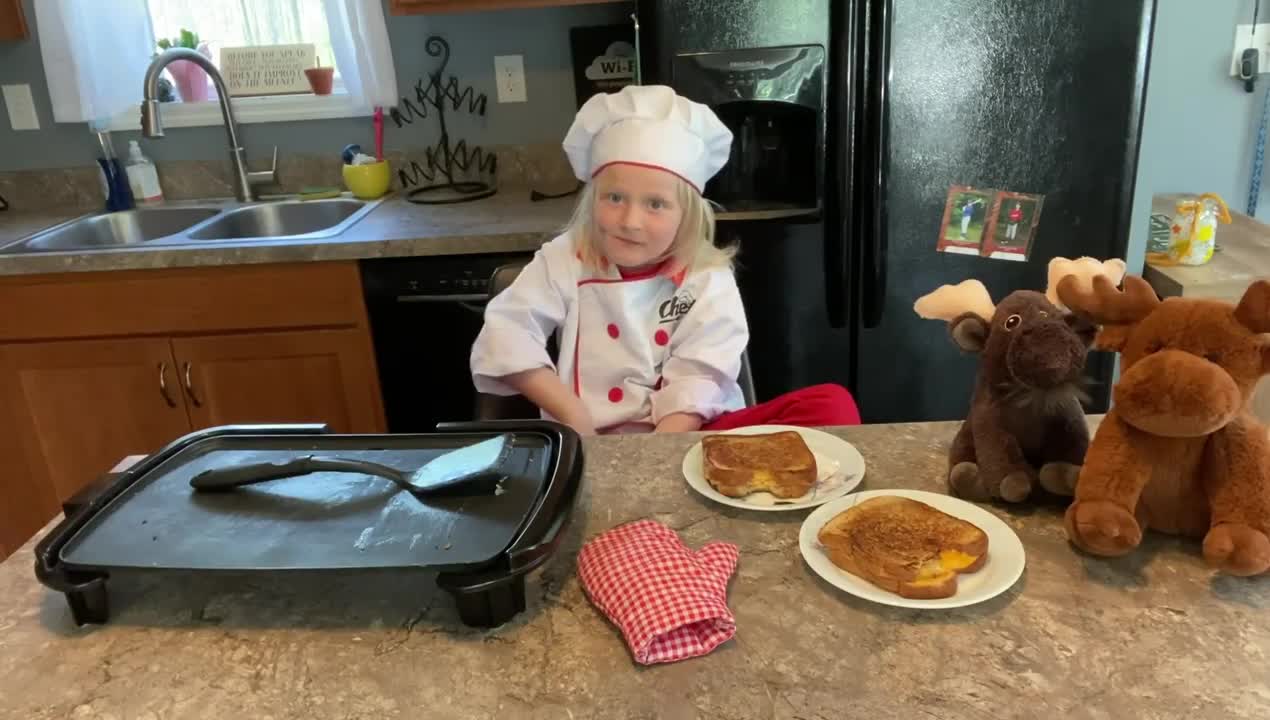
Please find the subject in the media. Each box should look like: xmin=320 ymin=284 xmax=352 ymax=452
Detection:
xmin=940 ymin=549 xmax=978 ymax=570
xmin=912 ymin=550 xmax=979 ymax=585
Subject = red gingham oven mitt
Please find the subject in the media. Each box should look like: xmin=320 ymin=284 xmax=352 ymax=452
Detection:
xmin=576 ymin=519 xmax=739 ymax=665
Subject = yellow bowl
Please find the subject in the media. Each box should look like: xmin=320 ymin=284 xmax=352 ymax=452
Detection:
xmin=342 ymin=160 xmax=391 ymax=199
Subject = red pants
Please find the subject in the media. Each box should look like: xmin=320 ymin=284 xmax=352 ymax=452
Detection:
xmin=704 ymin=384 xmax=861 ymax=430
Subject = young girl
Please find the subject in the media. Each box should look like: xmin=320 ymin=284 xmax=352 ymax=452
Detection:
xmin=470 ymin=85 xmax=860 ymax=435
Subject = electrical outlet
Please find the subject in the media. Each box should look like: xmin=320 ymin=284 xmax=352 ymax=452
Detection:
xmin=2 ymin=84 xmax=40 ymax=131
xmin=1230 ymin=23 xmax=1270 ymax=76
xmin=494 ymin=55 xmax=527 ymax=103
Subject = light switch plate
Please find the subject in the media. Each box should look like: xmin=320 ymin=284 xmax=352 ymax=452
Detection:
xmin=2 ymin=84 xmax=40 ymax=130
xmin=1230 ymin=24 xmax=1270 ymax=76
xmin=494 ymin=55 xmax=527 ymax=103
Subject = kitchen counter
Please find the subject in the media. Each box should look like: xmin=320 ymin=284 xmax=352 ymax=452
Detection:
xmin=2 ymin=421 xmax=1268 ymax=719
xmin=0 ymin=190 xmax=576 ymax=277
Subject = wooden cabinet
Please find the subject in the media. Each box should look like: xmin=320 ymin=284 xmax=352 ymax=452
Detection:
xmin=0 ymin=262 xmax=386 ymax=560
xmin=0 ymin=338 xmax=191 ymax=552
xmin=0 ymin=0 xmax=28 ymax=41
xmin=173 ymin=329 xmax=383 ymax=432
xmin=390 ymin=0 xmax=622 ymax=14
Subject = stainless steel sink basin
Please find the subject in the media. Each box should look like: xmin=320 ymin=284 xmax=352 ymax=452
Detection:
xmin=183 ymin=199 xmax=373 ymax=241
xmin=3 ymin=207 xmax=220 ymax=253
xmin=0 ymin=195 xmax=383 ymax=254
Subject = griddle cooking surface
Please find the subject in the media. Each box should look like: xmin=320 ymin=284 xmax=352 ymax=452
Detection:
xmin=59 ymin=433 xmax=551 ymax=572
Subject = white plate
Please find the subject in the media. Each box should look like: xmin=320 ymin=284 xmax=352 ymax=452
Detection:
xmin=682 ymin=424 xmax=865 ymax=511
xmin=799 ymin=489 xmax=1026 ymax=609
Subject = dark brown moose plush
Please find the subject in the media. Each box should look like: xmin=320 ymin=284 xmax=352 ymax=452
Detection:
xmin=913 ymin=258 xmax=1126 ymax=503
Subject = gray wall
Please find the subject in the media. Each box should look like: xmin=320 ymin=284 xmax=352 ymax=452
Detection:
xmin=0 ymin=0 xmax=632 ymax=172
xmin=1126 ymin=0 xmax=1263 ymax=272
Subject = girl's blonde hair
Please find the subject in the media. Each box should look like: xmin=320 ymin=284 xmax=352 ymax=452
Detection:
xmin=565 ymin=171 xmax=736 ymax=274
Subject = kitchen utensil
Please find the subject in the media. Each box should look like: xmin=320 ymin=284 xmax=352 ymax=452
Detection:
xmin=190 ymin=433 xmax=513 ymax=496
xmin=35 ymin=422 xmax=583 ymax=628
xmin=342 ymin=143 xmax=363 ymax=164
xmin=374 ymin=106 xmax=384 ymax=160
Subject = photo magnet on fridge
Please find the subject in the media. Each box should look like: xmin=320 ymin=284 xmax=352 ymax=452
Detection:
xmin=982 ymin=191 xmax=1044 ymax=262
xmin=937 ymin=185 xmax=996 ymax=256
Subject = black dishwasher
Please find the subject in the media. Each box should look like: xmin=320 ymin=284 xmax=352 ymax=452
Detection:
xmin=360 ymin=253 xmax=533 ymax=432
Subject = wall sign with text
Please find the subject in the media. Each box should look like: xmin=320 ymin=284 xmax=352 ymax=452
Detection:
xmin=221 ymin=43 xmax=317 ymax=97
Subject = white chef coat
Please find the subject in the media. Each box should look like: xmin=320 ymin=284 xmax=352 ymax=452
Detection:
xmin=470 ymin=232 xmax=749 ymax=432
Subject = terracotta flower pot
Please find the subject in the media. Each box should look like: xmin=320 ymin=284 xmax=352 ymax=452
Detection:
xmin=305 ymin=67 xmax=335 ymax=96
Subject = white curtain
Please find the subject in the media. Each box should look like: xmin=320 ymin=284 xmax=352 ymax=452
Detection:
xmin=321 ymin=0 xmax=398 ymax=111
xmin=34 ymin=0 xmax=156 ymax=129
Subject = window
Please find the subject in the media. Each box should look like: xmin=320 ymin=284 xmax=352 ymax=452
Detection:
xmin=37 ymin=0 xmax=396 ymax=131
xmin=147 ymin=0 xmax=341 ymax=87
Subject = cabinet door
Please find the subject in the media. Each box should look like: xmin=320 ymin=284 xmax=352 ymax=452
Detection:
xmin=0 ymin=338 xmax=191 ymax=554
xmin=0 ymin=0 xmax=28 ymax=41
xmin=172 ymin=329 xmax=386 ymax=433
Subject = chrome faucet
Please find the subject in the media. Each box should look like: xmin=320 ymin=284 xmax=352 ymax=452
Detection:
xmin=140 ymin=48 xmax=277 ymax=202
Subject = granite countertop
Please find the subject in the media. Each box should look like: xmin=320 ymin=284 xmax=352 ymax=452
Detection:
xmin=0 ymin=189 xmax=576 ymax=277
xmin=2 ymin=421 xmax=1268 ymax=719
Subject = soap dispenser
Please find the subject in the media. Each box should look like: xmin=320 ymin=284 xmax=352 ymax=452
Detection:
xmin=125 ymin=140 xmax=164 ymax=205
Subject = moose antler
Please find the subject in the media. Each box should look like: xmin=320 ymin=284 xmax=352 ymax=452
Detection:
xmin=1056 ymin=273 xmax=1160 ymax=325
xmin=1046 ymin=256 xmax=1127 ymax=311
xmin=914 ymin=279 xmax=996 ymax=322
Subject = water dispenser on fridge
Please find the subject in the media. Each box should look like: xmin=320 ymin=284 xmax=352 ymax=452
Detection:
xmin=672 ymin=45 xmax=825 ymax=217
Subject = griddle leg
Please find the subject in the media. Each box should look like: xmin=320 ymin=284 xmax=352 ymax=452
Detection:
xmin=446 ymin=575 xmax=526 ymax=628
xmin=65 ymin=580 xmax=110 ymax=626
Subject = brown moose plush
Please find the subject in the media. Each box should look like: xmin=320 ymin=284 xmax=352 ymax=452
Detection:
xmin=1056 ymin=274 xmax=1270 ymax=576
xmin=914 ymin=258 xmax=1126 ymax=503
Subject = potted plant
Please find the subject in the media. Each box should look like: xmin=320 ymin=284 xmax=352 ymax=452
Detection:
xmin=157 ymin=29 xmax=213 ymax=103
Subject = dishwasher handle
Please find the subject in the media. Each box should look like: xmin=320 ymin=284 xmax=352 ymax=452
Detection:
xmin=395 ymin=293 xmax=489 ymax=303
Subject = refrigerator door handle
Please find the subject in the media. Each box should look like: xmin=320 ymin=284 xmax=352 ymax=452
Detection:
xmin=861 ymin=0 xmax=893 ymax=330
xmin=825 ymin=0 xmax=863 ymax=328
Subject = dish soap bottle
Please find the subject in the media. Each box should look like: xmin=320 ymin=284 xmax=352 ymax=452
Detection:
xmin=124 ymin=140 xmax=164 ymax=206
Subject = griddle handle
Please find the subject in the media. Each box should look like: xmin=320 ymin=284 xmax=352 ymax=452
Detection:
xmin=189 ymin=456 xmax=406 ymax=491
xmin=434 ymin=419 xmax=583 ymax=574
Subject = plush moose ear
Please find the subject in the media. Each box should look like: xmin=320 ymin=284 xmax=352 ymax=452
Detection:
xmin=1233 ymin=280 xmax=1270 ymax=375
xmin=950 ymin=312 xmax=990 ymax=353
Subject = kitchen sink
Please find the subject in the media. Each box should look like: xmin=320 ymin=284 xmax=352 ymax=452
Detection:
xmin=183 ymin=199 xmax=374 ymax=241
xmin=2 ymin=207 xmax=220 ymax=253
xmin=1 ymin=196 xmax=382 ymax=254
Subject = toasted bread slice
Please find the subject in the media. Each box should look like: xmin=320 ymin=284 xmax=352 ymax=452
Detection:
xmin=702 ymin=431 xmax=816 ymax=499
xmin=817 ymin=496 xmax=988 ymax=599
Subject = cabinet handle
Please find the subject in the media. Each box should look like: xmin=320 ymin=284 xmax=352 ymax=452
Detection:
xmin=182 ymin=362 xmax=202 ymax=407
xmin=158 ymin=362 xmax=176 ymax=408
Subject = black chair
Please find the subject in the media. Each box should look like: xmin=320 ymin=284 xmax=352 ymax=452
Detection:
xmin=473 ymin=260 xmax=757 ymax=420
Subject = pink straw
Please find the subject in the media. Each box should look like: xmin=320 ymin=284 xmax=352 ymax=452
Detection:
xmin=373 ymin=107 xmax=384 ymax=161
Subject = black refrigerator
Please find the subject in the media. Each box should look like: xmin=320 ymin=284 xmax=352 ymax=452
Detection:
xmin=636 ymin=0 xmax=1155 ymax=423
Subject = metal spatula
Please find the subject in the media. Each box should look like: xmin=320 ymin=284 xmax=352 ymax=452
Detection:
xmin=188 ymin=433 xmax=514 ymax=497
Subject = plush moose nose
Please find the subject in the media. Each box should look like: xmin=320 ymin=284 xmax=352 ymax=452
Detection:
xmin=1010 ymin=320 xmax=1086 ymax=388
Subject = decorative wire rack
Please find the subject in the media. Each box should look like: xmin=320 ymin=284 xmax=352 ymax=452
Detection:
xmin=391 ymin=36 xmax=497 ymax=204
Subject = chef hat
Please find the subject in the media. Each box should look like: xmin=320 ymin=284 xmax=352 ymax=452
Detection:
xmin=563 ymin=85 xmax=733 ymax=193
